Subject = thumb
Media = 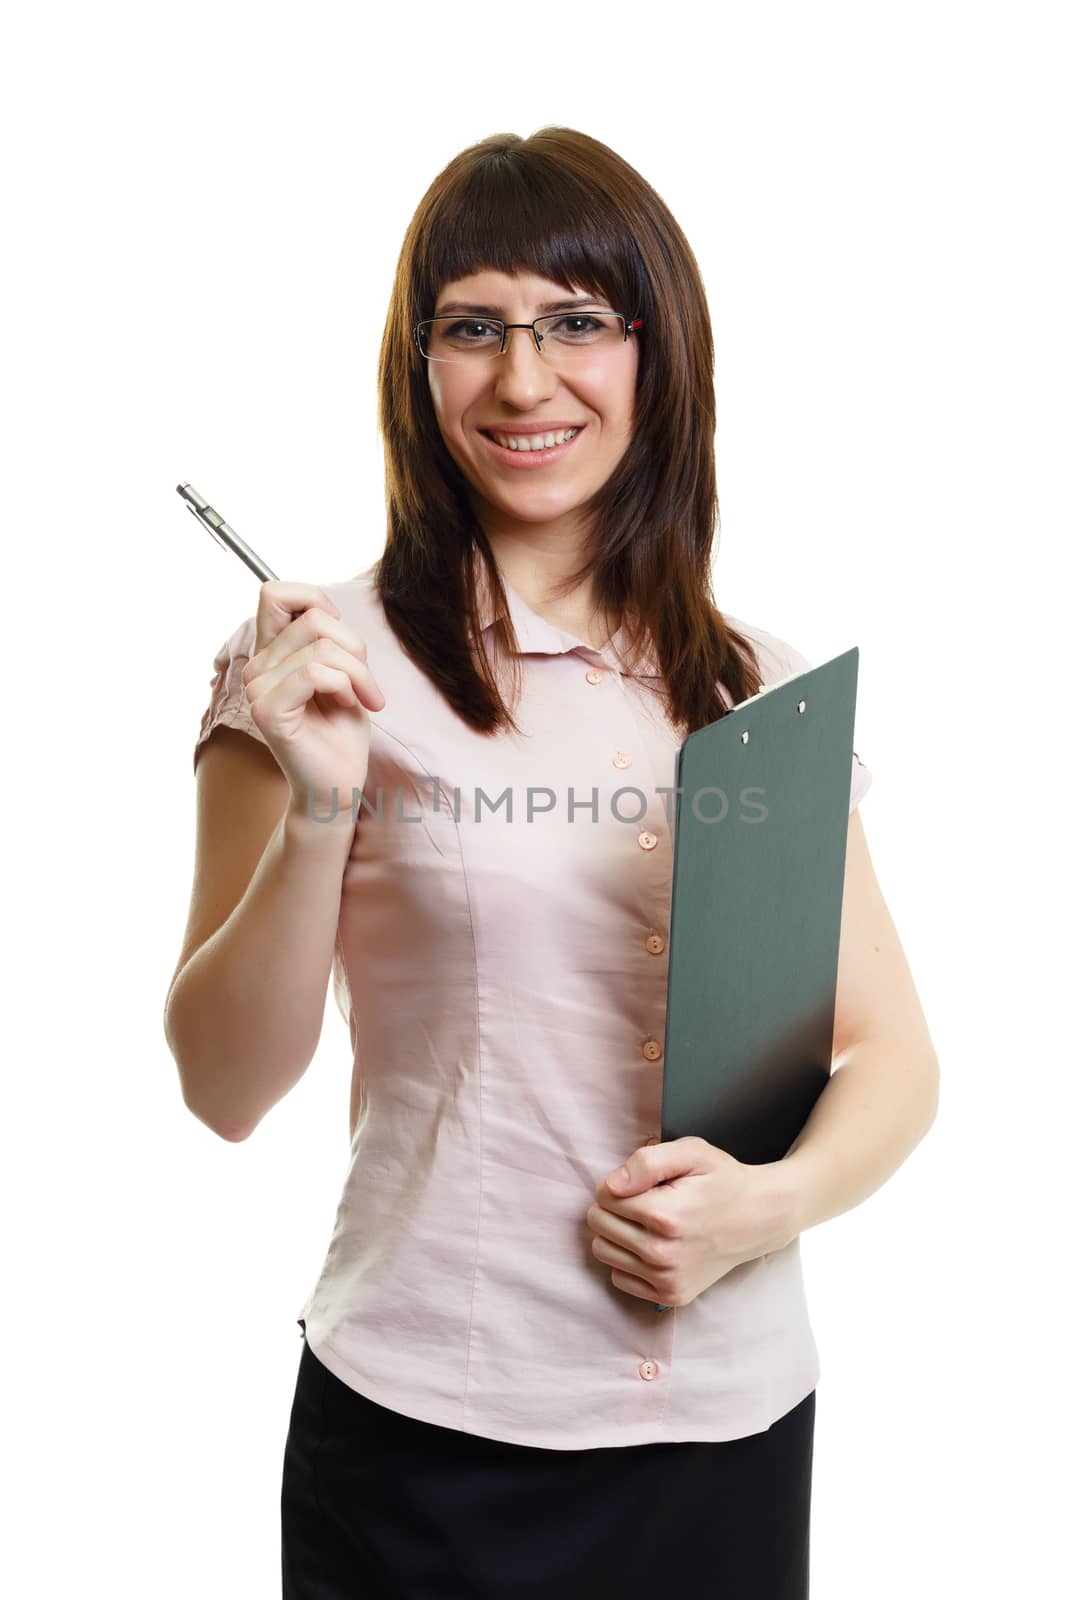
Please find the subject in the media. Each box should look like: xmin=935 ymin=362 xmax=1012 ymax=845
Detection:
xmin=607 ymin=1138 xmax=660 ymax=1194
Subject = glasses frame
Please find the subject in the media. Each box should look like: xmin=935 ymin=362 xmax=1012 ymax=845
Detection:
xmin=413 ymin=310 xmax=644 ymax=362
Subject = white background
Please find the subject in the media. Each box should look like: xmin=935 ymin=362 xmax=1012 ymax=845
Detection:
xmin=4 ymin=1 xmax=1063 ymax=1594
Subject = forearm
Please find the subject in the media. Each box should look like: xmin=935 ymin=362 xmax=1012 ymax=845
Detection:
xmin=165 ymin=802 xmax=355 ymax=1140
xmin=781 ymin=1038 xmax=940 ymax=1236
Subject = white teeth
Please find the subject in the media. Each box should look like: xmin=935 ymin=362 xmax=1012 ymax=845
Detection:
xmin=489 ymin=427 xmax=579 ymax=452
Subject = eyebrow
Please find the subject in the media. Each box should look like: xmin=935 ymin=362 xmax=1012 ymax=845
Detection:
xmin=433 ymin=297 xmax=607 ymax=316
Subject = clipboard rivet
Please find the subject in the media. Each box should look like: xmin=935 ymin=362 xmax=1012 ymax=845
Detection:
xmin=798 ymin=699 xmax=806 ymax=713
xmin=741 ymin=730 xmax=749 ymax=744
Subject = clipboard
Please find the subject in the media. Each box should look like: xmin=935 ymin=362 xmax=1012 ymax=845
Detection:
xmin=659 ymin=647 xmax=860 ymax=1166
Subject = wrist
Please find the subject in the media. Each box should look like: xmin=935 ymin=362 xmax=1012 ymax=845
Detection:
xmin=283 ymin=790 xmax=361 ymax=845
xmin=776 ymin=1152 xmax=815 ymax=1242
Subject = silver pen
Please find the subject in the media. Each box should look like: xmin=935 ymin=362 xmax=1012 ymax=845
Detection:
xmin=176 ymin=482 xmax=278 ymax=581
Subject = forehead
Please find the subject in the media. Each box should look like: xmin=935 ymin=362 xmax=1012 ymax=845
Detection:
xmin=434 ymin=269 xmax=600 ymax=310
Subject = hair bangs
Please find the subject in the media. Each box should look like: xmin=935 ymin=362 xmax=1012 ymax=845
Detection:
xmin=412 ymin=149 xmax=645 ymax=322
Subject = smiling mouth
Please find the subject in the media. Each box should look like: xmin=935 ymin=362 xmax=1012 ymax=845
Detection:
xmin=477 ymin=425 xmax=586 ymax=467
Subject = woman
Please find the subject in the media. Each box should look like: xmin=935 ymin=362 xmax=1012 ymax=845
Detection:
xmin=166 ymin=127 xmax=939 ymax=1598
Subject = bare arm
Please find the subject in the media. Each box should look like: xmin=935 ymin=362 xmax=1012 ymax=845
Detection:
xmin=164 ymin=725 xmax=357 ymax=1141
xmin=782 ymin=811 xmax=940 ymax=1231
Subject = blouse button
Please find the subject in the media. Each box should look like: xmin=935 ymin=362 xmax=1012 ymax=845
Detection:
xmin=645 ymin=934 xmax=665 ymax=954
xmin=612 ymin=751 xmax=631 ymax=769
xmin=642 ymin=1039 xmax=662 ymax=1061
xmin=638 ymin=831 xmax=658 ymax=850
xmin=639 ymin=1360 xmax=660 ymax=1381
xmin=585 ymin=668 xmax=604 ymax=685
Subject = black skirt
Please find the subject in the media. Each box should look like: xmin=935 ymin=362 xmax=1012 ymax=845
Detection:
xmin=281 ymin=1335 xmax=815 ymax=1599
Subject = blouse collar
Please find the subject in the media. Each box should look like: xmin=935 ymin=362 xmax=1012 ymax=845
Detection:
xmin=472 ymin=546 xmax=661 ymax=679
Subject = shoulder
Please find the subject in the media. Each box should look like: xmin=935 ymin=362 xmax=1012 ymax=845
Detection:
xmin=718 ymin=610 xmax=813 ymax=686
xmin=321 ymin=563 xmax=388 ymax=640
xmin=212 ymin=610 xmax=258 ymax=662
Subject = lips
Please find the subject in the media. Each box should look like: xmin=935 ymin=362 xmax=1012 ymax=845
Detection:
xmin=478 ymin=425 xmax=584 ymax=444
xmin=478 ymin=421 xmax=585 ymax=436
xmin=478 ymin=425 xmax=586 ymax=469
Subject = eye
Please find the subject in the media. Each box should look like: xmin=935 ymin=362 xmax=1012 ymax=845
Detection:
xmin=445 ymin=319 xmax=498 ymax=340
xmin=545 ymin=314 xmax=607 ymax=340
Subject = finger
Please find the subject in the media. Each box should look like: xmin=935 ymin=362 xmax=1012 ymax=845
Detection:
xmin=247 ymin=655 xmax=368 ymax=719
xmin=590 ymin=1208 xmax=667 ymax=1267
xmin=591 ymin=1235 xmax=647 ymax=1274
xmin=609 ymin=1268 xmax=659 ymax=1303
xmin=251 ymin=584 xmax=341 ymax=655
xmin=247 ymin=628 xmax=385 ymax=711
xmin=591 ymin=1191 xmax=654 ymax=1229
xmin=271 ymin=614 xmax=383 ymax=705
xmin=257 ymin=581 xmax=342 ymax=635
xmin=279 ymin=608 xmax=369 ymax=665
xmin=250 ymin=605 xmax=369 ymax=673
xmin=290 ymin=638 xmax=385 ymax=712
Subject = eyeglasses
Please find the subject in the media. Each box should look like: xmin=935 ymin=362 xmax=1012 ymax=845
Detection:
xmin=414 ymin=310 xmax=643 ymax=363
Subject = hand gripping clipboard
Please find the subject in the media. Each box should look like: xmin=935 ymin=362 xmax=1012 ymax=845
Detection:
xmin=659 ymin=647 xmax=860 ymax=1167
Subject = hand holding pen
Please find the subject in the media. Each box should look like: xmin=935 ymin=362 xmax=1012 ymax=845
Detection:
xmin=178 ymin=482 xmax=386 ymax=817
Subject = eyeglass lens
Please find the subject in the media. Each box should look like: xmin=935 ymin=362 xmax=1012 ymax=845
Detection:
xmin=418 ymin=312 xmax=629 ymax=362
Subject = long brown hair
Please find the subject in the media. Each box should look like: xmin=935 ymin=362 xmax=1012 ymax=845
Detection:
xmin=375 ymin=125 xmax=764 ymax=737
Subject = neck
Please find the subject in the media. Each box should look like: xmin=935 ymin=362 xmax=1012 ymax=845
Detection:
xmin=484 ymin=531 xmax=622 ymax=648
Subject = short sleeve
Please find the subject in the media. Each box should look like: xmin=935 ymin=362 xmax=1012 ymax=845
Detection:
xmin=192 ymin=614 xmax=273 ymax=776
xmin=753 ymin=631 xmax=873 ymax=815
xmin=847 ymin=750 xmax=873 ymax=811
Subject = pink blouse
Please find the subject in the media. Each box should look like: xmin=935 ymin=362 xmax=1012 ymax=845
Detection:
xmin=193 ymin=555 xmax=872 ymax=1449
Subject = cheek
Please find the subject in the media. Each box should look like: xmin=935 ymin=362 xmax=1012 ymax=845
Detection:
xmin=426 ymin=372 xmax=464 ymax=435
xmin=428 ymin=381 xmax=481 ymax=450
xmin=579 ymin=372 xmax=636 ymax=438
xmin=427 ymin=366 xmax=446 ymax=411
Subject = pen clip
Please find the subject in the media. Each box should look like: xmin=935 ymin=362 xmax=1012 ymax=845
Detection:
xmin=184 ymin=499 xmax=229 ymax=553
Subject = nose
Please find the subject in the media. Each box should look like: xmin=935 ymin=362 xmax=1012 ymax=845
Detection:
xmin=493 ymin=325 xmax=558 ymax=405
